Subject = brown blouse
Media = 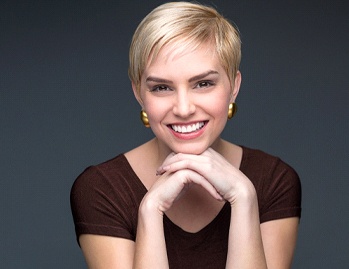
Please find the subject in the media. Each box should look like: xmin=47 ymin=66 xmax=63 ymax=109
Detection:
xmin=70 ymin=146 xmax=301 ymax=268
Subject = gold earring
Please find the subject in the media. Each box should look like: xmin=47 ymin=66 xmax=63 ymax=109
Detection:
xmin=140 ymin=110 xmax=150 ymax=127
xmin=227 ymin=103 xmax=237 ymax=119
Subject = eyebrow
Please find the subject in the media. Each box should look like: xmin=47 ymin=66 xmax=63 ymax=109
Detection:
xmin=188 ymin=70 xmax=219 ymax=82
xmin=145 ymin=70 xmax=219 ymax=84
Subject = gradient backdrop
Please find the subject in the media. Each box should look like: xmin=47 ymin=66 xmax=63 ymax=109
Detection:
xmin=1 ymin=0 xmax=348 ymax=268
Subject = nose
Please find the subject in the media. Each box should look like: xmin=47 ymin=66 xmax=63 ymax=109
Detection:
xmin=172 ymin=89 xmax=195 ymax=118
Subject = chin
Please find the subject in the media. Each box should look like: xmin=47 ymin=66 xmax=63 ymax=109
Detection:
xmin=171 ymin=144 xmax=208 ymax=155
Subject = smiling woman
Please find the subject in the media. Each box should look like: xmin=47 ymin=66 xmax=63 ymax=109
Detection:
xmin=135 ymin=41 xmax=237 ymax=155
xmin=70 ymin=2 xmax=301 ymax=269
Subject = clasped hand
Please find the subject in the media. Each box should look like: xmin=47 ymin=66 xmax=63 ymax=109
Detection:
xmin=145 ymin=148 xmax=255 ymax=213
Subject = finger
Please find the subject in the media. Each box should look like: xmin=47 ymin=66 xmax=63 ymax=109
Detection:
xmin=178 ymin=170 xmax=224 ymax=201
xmin=156 ymin=152 xmax=177 ymax=175
xmin=157 ymin=153 xmax=204 ymax=174
xmin=160 ymin=156 xmax=211 ymax=177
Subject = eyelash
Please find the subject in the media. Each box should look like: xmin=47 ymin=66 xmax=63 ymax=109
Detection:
xmin=150 ymin=85 xmax=172 ymax=92
xmin=150 ymin=80 xmax=215 ymax=92
xmin=195 ymin=80 xmax=215 ymax=88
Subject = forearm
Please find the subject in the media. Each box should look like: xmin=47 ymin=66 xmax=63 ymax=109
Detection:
xmin=226 ymin=187 xmax=267 ymax=269
xmin=133 ymin=198 xmax=169 ymax=269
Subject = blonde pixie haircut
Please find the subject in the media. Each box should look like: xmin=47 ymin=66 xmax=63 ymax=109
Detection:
xmin=128 ymin=1 xmax=241 ymax=93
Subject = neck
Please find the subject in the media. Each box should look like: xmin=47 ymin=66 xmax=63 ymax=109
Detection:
xmin=151 ymin=138 xmax=173 ymax=165
xmin=210 ymin=137 xmax=228 ymax=155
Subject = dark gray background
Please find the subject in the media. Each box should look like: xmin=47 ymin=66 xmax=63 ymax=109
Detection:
xmin=1 ymin=0 xmax=348 ymax=268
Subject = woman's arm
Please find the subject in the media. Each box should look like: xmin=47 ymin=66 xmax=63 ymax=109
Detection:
xmin=133 ymin=169 xmax=223 ymax=269
xmin=158 ymin=149 xmax=300 ymax=268
xmin=225 ymin=184 xmax=267 ymax=269
xmin=78 ymin=149 xmax=299 ymax=268
xmin=132 ymin=197 xmax=168 ymax=268
xmin=79 ymin=235 xmax=135 ymax=269
xmin=159 ymin=149 xmax=268 ymax=269
xmin=261 ymin=217 xmax=299 ymax=269
xmin=227 ymin=197 xmax=299 ymax=269
xmin=76 ymin=157 xmax=222 ymax=269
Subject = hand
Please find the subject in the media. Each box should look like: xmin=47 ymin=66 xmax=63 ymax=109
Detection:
xmin=145 ymin=167 xmax=223 ymax=214
xmin=156 ymin=148 xmax=256 ymax=205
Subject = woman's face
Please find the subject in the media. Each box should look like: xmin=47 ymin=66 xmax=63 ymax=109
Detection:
xmin=134 ymin=42 xmax=240 ymax=155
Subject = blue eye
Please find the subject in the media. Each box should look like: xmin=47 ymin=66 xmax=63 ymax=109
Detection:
xmin=151 ymin=85 xmax=172 ymax=92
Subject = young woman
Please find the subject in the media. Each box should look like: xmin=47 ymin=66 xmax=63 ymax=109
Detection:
xmin=71 ymin=2 xmax=301 ymax=268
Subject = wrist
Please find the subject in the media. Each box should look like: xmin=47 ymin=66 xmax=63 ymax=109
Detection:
xmin=228 ymin=180 xmax=258 ymax=208
xmin=139 ymin=194 xmax=165 ymax=218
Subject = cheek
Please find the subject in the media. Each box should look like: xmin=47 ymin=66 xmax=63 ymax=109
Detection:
xmin=203 ymin=95 xmax=230 ymax=117
xmin=216 ymin=104 xmax=229 ymax=120
xmin=144 ymin=101 xmax=169 ymax=124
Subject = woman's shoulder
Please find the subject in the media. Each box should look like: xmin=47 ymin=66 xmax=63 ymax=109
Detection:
xmin=240 ymin=145 xmax=300 ymax=188
xmin=71 ymin=152 xmax=147 ymax=198
xmin=70 ymin=153 xmax=143 ymax=241
xmin=240 ymin=145 xmax=277 ymax=160
xmin=239 ymin=146 xmax=302 ymax=222
xmin=74 ymin=154 xmax=129 ymax=182
xmin=240 ymin=145 xmax=295 ymax=171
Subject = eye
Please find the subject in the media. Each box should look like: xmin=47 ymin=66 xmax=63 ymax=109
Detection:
xmin=150 ymin=85 xmax=172 ymax=92
xmin=195 ymin=80 xmax=215 ymax=89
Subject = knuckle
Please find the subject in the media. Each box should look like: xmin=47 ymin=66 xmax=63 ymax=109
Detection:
xmin=184 ymin=159 xmax=191 ymax=167
xmin=203 ymin=157 xmax=213 ymax=168
xmin=175 ymin=169 xmax=187 ymax=178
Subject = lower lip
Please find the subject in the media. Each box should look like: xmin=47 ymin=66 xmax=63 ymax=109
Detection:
xmin=168 ymin=122 xmax=207 ymax=140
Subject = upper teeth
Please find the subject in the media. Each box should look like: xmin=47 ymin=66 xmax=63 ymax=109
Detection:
xmin=171 ymin=122 xmax=205 ymax=133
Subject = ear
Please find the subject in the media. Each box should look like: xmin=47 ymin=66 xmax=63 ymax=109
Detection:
xmin=230 ymin=71 xmax=242 ymax=103
xmin=132 ymin=82 xmax=144 ymax=107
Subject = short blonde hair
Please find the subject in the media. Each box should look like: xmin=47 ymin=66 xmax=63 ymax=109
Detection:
xmin=128 ymin=2 xmax=241 ymax=92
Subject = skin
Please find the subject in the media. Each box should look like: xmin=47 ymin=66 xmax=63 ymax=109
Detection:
xmin=79 ymin=42 xmax=299 ymax=269
xmin=135 ymin=42 xmax=236 ymax=158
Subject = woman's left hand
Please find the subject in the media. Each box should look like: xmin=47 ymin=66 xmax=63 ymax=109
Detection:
xmin=156 ymin=148 xmax=256 ymax=205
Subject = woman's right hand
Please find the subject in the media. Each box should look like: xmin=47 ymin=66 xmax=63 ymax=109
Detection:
xmin=143 ymin=167 xmax=223 ymax=214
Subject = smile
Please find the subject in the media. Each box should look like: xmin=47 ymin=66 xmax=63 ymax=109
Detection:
xmin=170 ymin=121 xmax=206 ymax=134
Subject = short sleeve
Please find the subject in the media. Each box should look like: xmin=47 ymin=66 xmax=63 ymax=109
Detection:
xmin=258 ymin=158 xmax=302 ymax=223
xmin=70 ymin=165 xmax=138 ymax=244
